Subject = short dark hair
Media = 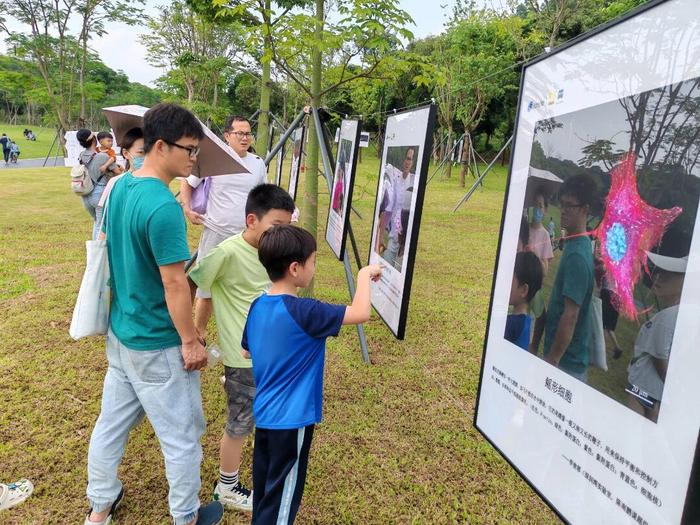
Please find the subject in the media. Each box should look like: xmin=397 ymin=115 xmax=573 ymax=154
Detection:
xmin=245 ymin=183 xmax=295 ymax=218
xmin=120 ymin=127 xmax=144 ymax=170
xmin=534 ymin=185 xmax=549 ymax=207
xmin=76 ymin=128 xmax=95 ymax=148
xmin=143 ymin=103 xmax=204 ymax=153
xmin=258 ymin=225 xmax=317 ymax=281
xmin=121 ymin=127 xmax=144 ymax=151
xmin=519 ymin=216 xmax=530 ymax=247
xmin=96 ymin=131 xmax=113 ymax=141
xmin=225 ymin=115 xmax=251 ymax=131
xmin=653 ymin=225 xmax=691 ymax=259
xmin=560 ymin=173 xmax=597 ymax=208
xmin=514 ymin=251 xmax=543 ymax=302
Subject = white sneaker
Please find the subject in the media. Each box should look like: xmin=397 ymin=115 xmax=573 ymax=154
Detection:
xmin=213 ymin=482 xmax=253 ymax=512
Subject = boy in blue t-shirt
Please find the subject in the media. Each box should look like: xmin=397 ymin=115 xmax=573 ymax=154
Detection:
xmin=241 ymin=225 xmax=382 ymax=524
xmin=505 ymin=251 xmax=543 ymax=350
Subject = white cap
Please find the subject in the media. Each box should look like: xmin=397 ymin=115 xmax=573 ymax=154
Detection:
xmin=646 ymin=251 xmax=688 ymax=273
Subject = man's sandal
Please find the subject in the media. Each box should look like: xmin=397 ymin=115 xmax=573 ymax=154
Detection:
xmin=0 ymin=479 xmax=34 ymax=511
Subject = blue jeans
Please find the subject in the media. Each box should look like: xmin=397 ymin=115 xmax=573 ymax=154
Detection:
xmin=383 ymin=235 xmax=400 ymax=270
xmin=87 ymin=331 xmax=205 ymax=525
xmin=82 ymin=183 xmax=106 ymax=240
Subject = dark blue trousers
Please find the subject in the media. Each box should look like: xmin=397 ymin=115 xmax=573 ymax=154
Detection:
xmin=252 ymin=425 xmax=315 ymax=525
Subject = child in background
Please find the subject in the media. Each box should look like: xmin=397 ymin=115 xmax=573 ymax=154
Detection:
xmin=506 ymin=251 xmax=544 ymax=350
xmin=626 ymin=229 xmax=689 ymax=423
xmin=96 ymin=131 xmax=123 ymax=174
xmin=242 ymin=225 xmax=382 ymax=524
xmin=188 ymin=184 xmax=295 ymax=513
xmin=9 ymin=141 xmax=20 ymax=163
xmin=528 ymin=188 xmax=554 ymax=274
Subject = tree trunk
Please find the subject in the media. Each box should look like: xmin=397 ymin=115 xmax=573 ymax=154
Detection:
xmin=444 ymin=128 xmax=453 ymax=179
xmin=257 ymin=0 xmax=272 ymax=157
xmin=79 ymin=30 xmax=88 ymax=127
xmin=301 ymin=0 xmax=324 ymax=295
xmin=459 ymin=136 xmax=470 ymax=188
xmin=459 ymin=162 xmax=468 ymax=187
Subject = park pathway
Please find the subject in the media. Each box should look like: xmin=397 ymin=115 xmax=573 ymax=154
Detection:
xmin=0 ymin=157 xmax=65 ymax=169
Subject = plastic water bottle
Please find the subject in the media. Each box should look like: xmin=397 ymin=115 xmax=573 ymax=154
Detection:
xmin=207 ymin=344 xmax=222 ymax=366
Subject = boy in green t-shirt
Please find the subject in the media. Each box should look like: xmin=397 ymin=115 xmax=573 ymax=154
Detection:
xmin=189 ymin=184 xmax=295 ymax=512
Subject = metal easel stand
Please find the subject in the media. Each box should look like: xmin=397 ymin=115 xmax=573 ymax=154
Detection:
xmin=264 ymin=108 xmax=308 ymax=166
xmin=427 ymin=132 xmax=466 ymax=185
xmin=268 ymin=112 xmax=287 ymax=134
xmin=452 ymin=135 xmax=513 ymax=213
xmin=312 ymin=107 xmax=371 ymax=364
xmin=42 ymin=131 xmax=60 ymax=167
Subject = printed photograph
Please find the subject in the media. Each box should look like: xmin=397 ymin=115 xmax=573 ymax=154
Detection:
xmin=504 ymin=75 xmax=700 ymax=423
xmin=331 ymin=138 xmax=352 ymax=216
xmin=373 ymin=145 xmax=419 ymax=272
xmin=288 ymin=126 xmax=305 ymax=201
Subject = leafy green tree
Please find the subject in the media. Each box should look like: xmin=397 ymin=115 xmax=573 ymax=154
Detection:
xmin=141 ymin=1 xmax=248 ymax=126
xmin=2 ymin=0 xmax=145 ymax=145
xmin=189 ymin=0 xmax=309 ymax=156
xmin=446 ymin=12 xmax=519 ymax=186
xmin=267 ymin=0 xmax=414 ymax=249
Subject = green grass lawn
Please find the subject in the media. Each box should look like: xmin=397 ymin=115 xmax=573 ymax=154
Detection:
xmin=0 ymin=158 xmax=558 ymax=524
xmin=0 ymin=123 xmax=59 ymax=159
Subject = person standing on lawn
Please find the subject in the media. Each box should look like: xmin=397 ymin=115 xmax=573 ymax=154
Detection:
xmin=84 ymin=103 xmax=223 ymax=525
xmin=1 ymin=133 xmax=11 ymax=164
xmin=179 ymin=115 xmax=267 ymax=340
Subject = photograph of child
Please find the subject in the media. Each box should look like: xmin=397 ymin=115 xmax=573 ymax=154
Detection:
xmin=503 ymin=73 xmax=700 ymax=422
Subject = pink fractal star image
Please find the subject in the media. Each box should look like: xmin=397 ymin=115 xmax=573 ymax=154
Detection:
xmin=597 ymin=152 xmax=682 ymax=320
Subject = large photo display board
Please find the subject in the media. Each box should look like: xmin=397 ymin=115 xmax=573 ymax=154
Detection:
xmin=369 ymin=105 xmax=436 ymax=339
xmin=325 ymin=119 xmax=361 ymax=260
xmin=288 ymin=125 xmax=306 ymax=201
xmin=475 ymin=1 xmax=700 ymax=523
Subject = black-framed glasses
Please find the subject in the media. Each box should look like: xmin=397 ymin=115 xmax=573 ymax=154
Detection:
xmin=227 ymin=131 xmax=255 ymax=139
xmin=163 ymin=139 xmax=200 ymax=158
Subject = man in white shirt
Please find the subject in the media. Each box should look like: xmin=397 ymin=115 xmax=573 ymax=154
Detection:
xmin=180 ymin=115 xmax=268 ymax=336
xmin=377 ymin=147 xmax=416 ymax=270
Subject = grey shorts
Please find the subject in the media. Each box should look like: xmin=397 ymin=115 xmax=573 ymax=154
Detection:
xmin=224 ymin=366 xmax=256 ymax=437
xmin=195 ymin=228 xmax=232 ymax=299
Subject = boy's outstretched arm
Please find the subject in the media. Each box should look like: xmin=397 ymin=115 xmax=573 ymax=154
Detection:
xmin=343 ymin=264 xmax=383 ymax=325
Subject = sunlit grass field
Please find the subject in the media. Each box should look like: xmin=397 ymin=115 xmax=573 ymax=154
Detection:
xmin=0 ymin=154 xmax=558 ymax=524
xmin=0 ymin=123 xmax=58 ymax=159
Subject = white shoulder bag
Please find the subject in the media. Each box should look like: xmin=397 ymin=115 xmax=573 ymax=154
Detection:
xmin=69 ymin=197 xmax=111 ymax=340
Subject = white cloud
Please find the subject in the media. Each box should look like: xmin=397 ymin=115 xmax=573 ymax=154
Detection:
xmin=90 ymin=21 xmax=162 ymax=87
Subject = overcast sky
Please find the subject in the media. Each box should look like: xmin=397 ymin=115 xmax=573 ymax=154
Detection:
xmin=1 ymin=0 xmax=498 ymax=87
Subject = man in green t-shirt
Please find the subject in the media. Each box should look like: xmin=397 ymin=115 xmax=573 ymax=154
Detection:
xmin=544 ymin=174 xmax=597 ymax=383
xmin=85 ymin=104 xmax=223 ymax=525
xmin=189 ymin=184 xmax=294 ymax=512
